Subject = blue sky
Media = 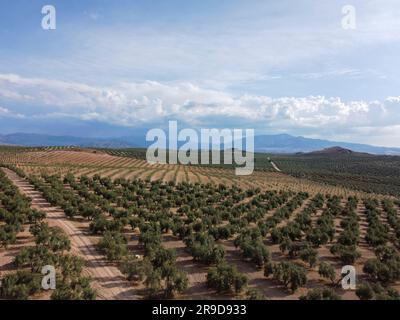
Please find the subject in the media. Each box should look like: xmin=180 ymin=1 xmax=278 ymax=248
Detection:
xmin=0 ymin=0 xmax=399 ymax=146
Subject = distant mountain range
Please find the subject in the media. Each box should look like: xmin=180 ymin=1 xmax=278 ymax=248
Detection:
xmin=1 ymin=132 xmax=399 ymax=155
xmin=0 ymin=133 xmax=134 ymax=149
xmin=253 ymin=134 xmax=400 ymax=155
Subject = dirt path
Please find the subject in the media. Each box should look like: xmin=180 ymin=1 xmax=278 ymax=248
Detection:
xmin=2 ymin=168 xmax=138 ymax=300
xmin=270 ymin=160 xmax=282 ymax=172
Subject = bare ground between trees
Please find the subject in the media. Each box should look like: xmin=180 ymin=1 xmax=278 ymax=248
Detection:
xmin=2 ymin=168 xmax=138 ymax=300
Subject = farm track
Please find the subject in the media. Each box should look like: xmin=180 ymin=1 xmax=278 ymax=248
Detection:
xmin=2 ymin=168 xmax=138 ymax=300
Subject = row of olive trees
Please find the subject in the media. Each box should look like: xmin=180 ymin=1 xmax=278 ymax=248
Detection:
xmin=0 ymin=167 xmax=96 ymax=300
xmin=361 ymin=198 xmax=400 ymax=288
xmin=0 ymin=169 xmax=44 ymax=249
xmin=25 ymin=170 xmax=399 ymax=299
xmin=329 ymin=196 xmax=361 ymax=265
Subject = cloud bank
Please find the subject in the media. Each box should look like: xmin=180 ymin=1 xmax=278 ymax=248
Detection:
xmin=0 ymin=73 xmax=399 ymax=147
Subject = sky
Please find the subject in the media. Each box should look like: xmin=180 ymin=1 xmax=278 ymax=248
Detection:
xmin=0 ymin=0 xmax=399 ymax=146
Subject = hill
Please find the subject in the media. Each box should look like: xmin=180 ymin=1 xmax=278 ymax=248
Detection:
xmin=308 ymin=146 xmax=356 ymax=155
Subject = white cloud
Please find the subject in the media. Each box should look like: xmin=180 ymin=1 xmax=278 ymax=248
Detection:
xmin=0 ymin=73 xmax=399 ymax=146
xmin=0 ymin=105 xmax=25 ymax=118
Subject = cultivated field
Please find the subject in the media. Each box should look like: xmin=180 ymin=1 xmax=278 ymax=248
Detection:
xmin=1 ymin=147 xmax=400 ymax=300
xmin=0 ymin=148 xmax=380 ymax=197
